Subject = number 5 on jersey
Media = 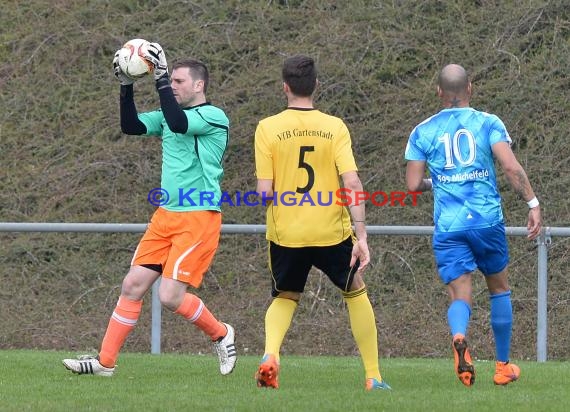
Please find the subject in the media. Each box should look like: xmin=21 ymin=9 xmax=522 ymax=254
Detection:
xmin=296 ymin=146 xmax=315 ymax=193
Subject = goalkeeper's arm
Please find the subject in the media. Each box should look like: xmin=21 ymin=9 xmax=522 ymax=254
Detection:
xmin=144 ymin=42 xmax=188 ymax=133
xmin=155 ymin=78 xmax=188 ymax=134
xmin=120 ymin=85 xmax=147 ymax=135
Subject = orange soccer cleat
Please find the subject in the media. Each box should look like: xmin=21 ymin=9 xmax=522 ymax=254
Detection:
xmin=452 ymin=335 xmax=475 ymax=386
xmin=255 ymin=354 xmax=280 ymax=389
xmin=493 ymin=361 xmax=520 ymax=385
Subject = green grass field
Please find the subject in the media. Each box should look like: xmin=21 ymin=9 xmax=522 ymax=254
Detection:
xmin=0 ymin=350 xmax=568 ymax=412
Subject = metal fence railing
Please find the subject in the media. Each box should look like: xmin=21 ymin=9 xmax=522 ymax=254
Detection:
xmin=2 ymin=222 xmax=567 ymax=362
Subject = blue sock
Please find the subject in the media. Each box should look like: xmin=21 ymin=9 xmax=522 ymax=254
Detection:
xmin=490 ymin=290 xmax=513 ymax=362
xmin=447 ymin=300 xmax=471 ymax=337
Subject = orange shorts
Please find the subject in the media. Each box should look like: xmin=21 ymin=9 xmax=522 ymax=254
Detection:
xmin=132 ymin=207 xmax=221 ymax=287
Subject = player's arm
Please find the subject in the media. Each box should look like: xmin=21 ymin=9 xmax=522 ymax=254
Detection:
xmin=406 ymin=160 xmax=432 ymax=192
xmin=112 ymin=50 xmax=146 ymax=135
xmin=492 ymin=141 xmax=542 ymax=239
xmin=254 ymin=123 xmax=274 ymax=201
xmin=342 ymin=171 xmax=366 ymax=232
xmin=119 ymin=85 xmax=147 ymax=135
xmin=341 ymin=170 xmax=370 ymax=272
xmin=492 ymin=141 xmax=535 ymax=200
xmin=144 ymin=43 xmax=188 ymax=134
xmin=156 ymin=84 xmax=188 ymax=133
xmin=256 ymin=179 xmax=274 ymax=200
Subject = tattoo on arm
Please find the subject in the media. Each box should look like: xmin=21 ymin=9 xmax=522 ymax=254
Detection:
xmin=513 ymin=169 xmax=532 ymax=200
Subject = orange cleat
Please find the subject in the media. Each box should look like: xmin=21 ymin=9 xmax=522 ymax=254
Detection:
xmin=452 ymin=335 xmax=475 ymax=386
xmin=255 ymin=354 xmax=280 ymax=389
xmin=494 ymin=361 xmax=520 ymax=385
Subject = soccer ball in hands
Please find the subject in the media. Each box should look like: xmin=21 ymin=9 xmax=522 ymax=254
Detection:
xmin=117 ymin=39 xmax=154 ymax=79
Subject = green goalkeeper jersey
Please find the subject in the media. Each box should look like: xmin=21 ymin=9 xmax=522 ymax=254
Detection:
xmin=139 ymin=103 xmax=229 ymax=211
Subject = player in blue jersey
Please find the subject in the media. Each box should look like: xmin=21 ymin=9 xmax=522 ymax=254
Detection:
xmin=405 ymin=64 xmax=542 ymax=386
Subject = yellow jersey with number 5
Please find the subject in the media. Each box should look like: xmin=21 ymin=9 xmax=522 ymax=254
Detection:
xmin=254 ymin=108 xmax=357 ymax=247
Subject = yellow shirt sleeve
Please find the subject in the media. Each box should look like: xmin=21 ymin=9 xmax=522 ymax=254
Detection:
xmin=334 ymin=122 xmax=358 ymax=175
xmin=254 ymin=122 xmax=274 ymax=179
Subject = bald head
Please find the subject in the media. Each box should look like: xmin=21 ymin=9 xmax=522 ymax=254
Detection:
xmin=437 ymin=64 xmax=471 ymax=107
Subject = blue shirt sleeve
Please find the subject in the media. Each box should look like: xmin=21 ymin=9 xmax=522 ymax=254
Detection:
xmin=405 ymin=129 xmax=427 ymax=161
xmin=488 ymin=114 xmax=512 ymax=146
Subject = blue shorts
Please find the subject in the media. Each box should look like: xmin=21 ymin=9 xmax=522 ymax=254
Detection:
xmin=433 ymin=224 xmax=509 ymax=284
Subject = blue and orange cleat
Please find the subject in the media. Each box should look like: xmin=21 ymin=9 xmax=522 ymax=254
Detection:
xmin=494 ymin=361 xmax=520 ymax=385
xmin=255 ymin=354 xmax=280 ymax=389
xmin=365 ymin=377 xmax=392 ymax=391
xmin=453 ymin=335 xmax=475 ymax=386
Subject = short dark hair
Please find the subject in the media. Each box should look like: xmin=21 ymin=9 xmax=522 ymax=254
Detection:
xmin=282 ymin=55 xmax=317 ymax=97
xmin=172 ymin=59 xmax=209 ymax=93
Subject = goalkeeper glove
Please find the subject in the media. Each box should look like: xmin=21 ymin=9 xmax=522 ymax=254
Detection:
xmin=112 ymin=50 xmax=134 ymax=86
xmin=144 ymin=42 xmax=169 ymax=81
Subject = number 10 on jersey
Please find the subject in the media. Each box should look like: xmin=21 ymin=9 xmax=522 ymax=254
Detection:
xmin=438 ymin=129 xmax=476 ymax=169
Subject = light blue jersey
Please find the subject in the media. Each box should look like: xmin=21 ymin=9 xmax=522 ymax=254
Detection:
xmin=405 ymin=107 xmax=512 ymax=233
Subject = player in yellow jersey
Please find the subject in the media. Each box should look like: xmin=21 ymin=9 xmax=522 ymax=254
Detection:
xmin=254 ymin=54 xmax=390 ymax=391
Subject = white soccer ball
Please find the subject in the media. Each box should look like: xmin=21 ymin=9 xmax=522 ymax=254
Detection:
xmin=117 ymin=38 xmax=154 ymax=79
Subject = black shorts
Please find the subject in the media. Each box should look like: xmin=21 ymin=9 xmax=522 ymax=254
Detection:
xmin=268 ymin=236 xmax=358 ymax=297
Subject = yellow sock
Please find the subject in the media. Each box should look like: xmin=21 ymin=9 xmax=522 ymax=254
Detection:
xmin=344 ymin=287 xmax=382 ymax=381
xmin=264 ymin=297 xmax=298 ymax=362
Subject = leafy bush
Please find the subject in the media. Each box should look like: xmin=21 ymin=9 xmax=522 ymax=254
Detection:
xmin=1 ymin=0 xmax=569 ymax=359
